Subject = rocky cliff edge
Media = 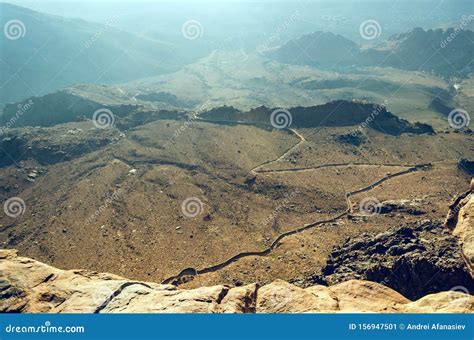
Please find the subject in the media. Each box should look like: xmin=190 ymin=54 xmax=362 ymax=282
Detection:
xmin=0 ymin=246 xmax=472 ymax=313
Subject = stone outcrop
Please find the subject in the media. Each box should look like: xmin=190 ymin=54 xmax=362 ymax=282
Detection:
xmin=0 ymin=249 xmax=472 ymax=313
xmin=458 ymin=159 xmax=474 ymax=176
xmin=0 ymin=127 xmax=119 ymax=167
xmin=335 ymin=131 xmax=367 ymax=147
xmin=379 ymin=199 xmax=425 ymax=215
xmin=307 ymin=221 xmax=473 ymax=300
xmin=448 ymin=183 xmax=473 ymax=277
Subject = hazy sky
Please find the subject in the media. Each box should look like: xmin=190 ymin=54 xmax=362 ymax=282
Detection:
xmin=2 ymin=0 xmax=472 ymax=43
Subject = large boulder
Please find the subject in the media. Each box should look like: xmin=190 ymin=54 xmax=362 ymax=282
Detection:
xmin=449 ymin=182 xmax=473 ymax=277
xmin=0 ymin=249 xmax=472 ymax=313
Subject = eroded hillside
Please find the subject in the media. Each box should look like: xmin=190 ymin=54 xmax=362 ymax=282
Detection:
xmin=1 ymin=192 xmax=472 ymax=313
xmin=0 ymin=98 xmax=472 ymax=294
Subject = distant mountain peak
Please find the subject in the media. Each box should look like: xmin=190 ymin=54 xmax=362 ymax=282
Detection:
xmin=269 ymin=26 xmax=474 ymax=77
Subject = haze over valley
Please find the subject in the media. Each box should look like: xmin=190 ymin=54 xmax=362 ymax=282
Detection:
xmin=0 ymin=0 xmax=473 ymax=313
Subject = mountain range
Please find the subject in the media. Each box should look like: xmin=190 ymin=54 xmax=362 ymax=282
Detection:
xmin=2 ymin=2 xmax=473 ymax=109
xmin=0 ymin=3 xmax=182 ymax=104
xmin=269 ymin=28 xmax=474 ymax=77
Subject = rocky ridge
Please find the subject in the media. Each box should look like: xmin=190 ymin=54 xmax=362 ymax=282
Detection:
xmin=200 ymin=101 xmax=434 ymax=135
xmin=3 ymin=90 xmax=433 ymax=138
xmin=269 ymin=27 xmax=474 ymax=77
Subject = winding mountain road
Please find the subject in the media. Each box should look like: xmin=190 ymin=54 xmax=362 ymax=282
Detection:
xmin=162 ymin=123 xmax=433 ymax=285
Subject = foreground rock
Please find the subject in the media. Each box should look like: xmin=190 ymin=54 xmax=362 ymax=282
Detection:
xmin=447 ymin=184 xmax=473 ymax=277
xmin=0 ymin=249 xmax=472 ymax=313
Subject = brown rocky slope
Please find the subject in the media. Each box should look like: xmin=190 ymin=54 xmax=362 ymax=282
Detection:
xmin=1 ymin=184 xmax=472 ymax=313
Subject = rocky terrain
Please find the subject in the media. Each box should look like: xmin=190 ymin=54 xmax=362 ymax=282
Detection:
xmin=267 ymin=31 xmax=360 ymax=69
xmin=0 ymin=126 xmax=120 ymax=167
xmin=2 ymin=185 xmax=472 ymax=313
xmin=448 ymin=181 xmax=474 ymax=277
xmin=0 ymin=91 xmax=434 ymax=134
xmin=298 ymin=221 xmax=473 ymax=300
xmin=1 ymin=0 xmax=472 ymax=317
xmin=0 ymin=95 xmax=472 ymax=290
xmin=200 ymin=101 xmax=434 ymax=135
xmin=0 ymin=249 xmax=472 ymax=313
